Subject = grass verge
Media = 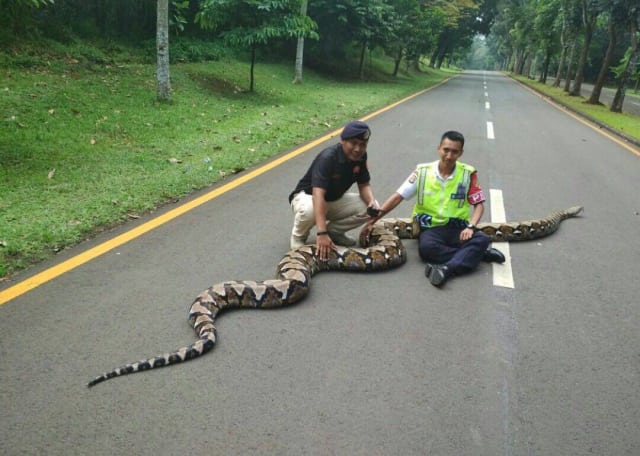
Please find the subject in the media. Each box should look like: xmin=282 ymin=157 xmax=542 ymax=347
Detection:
xmin=0 ymin=50 xmax=454 ymax=279
xmin=511 ymin=74 xmax=640 ymax=144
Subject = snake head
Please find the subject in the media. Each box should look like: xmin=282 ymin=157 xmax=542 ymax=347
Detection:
xmin=567 ymin=206 xmax=584 ymax=217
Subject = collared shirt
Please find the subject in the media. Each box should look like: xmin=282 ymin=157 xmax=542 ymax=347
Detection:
xmin=289 ymin=143 xmax=370 ymax=203
xmin=396 ymin=160 xmax=484 ymax=204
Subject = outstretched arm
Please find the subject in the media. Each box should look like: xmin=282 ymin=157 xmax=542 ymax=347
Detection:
xmin=361 ymin=192 xmax=405 ymax=238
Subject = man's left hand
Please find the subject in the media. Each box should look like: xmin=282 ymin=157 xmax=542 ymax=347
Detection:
xmin=460 ymin=227 xmax=474 ymax=242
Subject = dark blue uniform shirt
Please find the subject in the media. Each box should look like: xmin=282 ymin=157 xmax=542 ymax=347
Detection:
xmin=289 ymin=143 xmax=370 ymax=203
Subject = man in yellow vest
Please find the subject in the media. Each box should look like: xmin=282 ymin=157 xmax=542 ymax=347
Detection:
xmin=363 ymin=130 xmax=504 ymax=287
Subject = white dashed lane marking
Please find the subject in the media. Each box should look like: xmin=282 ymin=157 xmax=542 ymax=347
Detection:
xmin=487 ymin=121 xmax=495 ymax=139
xmin=489 ymin=189 xmax=514 ymax=289
xmin=483 ymin=78 xmax=512 ymax=287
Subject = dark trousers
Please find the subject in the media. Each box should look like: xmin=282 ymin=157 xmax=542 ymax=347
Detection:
xmin=418 ymin=225 xmax=490 ymax=274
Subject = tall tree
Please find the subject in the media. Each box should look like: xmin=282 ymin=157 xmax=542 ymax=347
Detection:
xmin=157 ymin=0 xmax=172 ymax=102
xmin=383 ymin=0 xmax=446 ymax=75
xmin=586 ymin=7 xmax=619 ymax=104
xmin=354 ymin=0 xmax=395 ymax=79
xmin=533 ymin=0 xmax=562 ymax=83
xmin=488 ymin=0 xmax=531 ymax=73
xmin=610 ymin=4 xmax=639 ymax=112
xmin=486 ymin=2 xmax=517 ymax=71
xmin=552 ymin=0 xmax=581 ymax=88
xmin=563 ymin=36 xmax=579 ymax=92
xmin=197 ymin=0 xmax=318 ymax=92
xmin=569 ymin=0 xmax=601 ymax=96
xmin=292 ymin=0 xmax=309 ymax=84
xmin=428 ymin=0 xmax=480 ymax=69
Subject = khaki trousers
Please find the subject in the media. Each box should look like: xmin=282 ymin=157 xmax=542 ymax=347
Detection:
xmin=290 ymin=192 xmax=369 ymax=239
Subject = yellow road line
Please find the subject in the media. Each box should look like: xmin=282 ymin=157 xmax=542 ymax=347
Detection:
xmin=0 ymin=79 xmax=452 ymax=306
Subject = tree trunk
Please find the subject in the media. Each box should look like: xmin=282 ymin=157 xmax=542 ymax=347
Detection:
xmin=430 ymin=35 xmax=446 ymax=69
xmin=156 ymin=0 xmax=172 ymax=102
xmin=292 ymin=0 xmax=308 ymax=84
xmin=564 ymin=37 xmax=577 ymax=92
xmin=250 ymin=45 xmax=256 ymax=92
xmin=514 ymin=49 xmax=523 ymax=74
xmin=587 ymin=15 xmax=616 ymax=105
xmin=429 ymin=47 xmax=438 ymax=68
xmin=292 ymin=35 xmax=305 ymax=84
xmin=435 ymin=45 xmax=447 ymax=69
xmin=553 ymin=42 xmax=568 ymax=87
xmin=611 ymin=15 xmax=639 ymax=113
xmin=524 ymin=52 xmax=533 ymax=78
xmin=358 ymin=40 xmax=367 ymax=80
xmin=539 ymin=48 xmax=551 ymax=84
xmin=518 ymin=50 xmax=528 ymax=75
xmin=507 ymin=51 xmax=515 ymax=72
xmin=392 ymin=48 xmax=402 ymax=77
xmin=553 ymin=13 xmax=569 ymax=87
xmin=411 ymin=57 xmax=421 ymax=72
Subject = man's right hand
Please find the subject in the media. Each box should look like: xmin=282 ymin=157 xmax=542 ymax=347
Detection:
xmin=316 ymin=234 xmax=334 ymax=261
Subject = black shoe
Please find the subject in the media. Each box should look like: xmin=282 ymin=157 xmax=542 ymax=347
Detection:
xmin=482 ymin=247 xmax=505 ymax=263
xmin=425 ymin=263 xmax=435 ymax=278
xmin=428 ymin=265 xmax=450 ymax=287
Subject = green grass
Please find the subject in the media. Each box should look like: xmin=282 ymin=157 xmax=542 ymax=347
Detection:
xmin=511 ymin=75 xmax=640 ymax=141
xmin=0 ymin=47 xmax=455 ymax=279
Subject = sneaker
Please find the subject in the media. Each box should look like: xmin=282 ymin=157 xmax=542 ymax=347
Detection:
xmin=482 ymin=247 xmax=506 ymax=263
xmin=328 ymin=231 xmax=356 ymax=247
xmin=290 ymin=235 xmax=308 ymax=250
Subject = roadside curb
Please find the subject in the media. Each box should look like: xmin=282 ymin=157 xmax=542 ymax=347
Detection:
xmin=508 ymin=74 xmax=640 ymax=150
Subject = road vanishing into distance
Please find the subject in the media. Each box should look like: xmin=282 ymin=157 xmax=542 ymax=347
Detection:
xmin=1 ymin=71 xmax=639 ymax=456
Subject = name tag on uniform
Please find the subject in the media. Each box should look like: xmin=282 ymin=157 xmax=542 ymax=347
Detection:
xmin=450 ymin=184 xmax=466 ymax=200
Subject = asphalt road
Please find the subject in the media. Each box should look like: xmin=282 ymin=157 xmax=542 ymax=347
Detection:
xmin=1 ymin=71 xmax=639 ymax=456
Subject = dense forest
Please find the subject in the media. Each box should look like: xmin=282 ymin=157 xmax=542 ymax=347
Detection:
xmin=483 ymin=0 xmax=639 ymax=112
xmin=1 ymin=0 xmax=638 ymax=108
xmin=1 ymin=0 xmax=493 ymax=72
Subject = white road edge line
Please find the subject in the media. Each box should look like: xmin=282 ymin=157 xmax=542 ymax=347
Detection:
xmin=490 ymin=189 xmax=514 ymax=289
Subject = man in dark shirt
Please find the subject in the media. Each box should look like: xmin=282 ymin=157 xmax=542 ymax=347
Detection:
xmin=288 ymin=120 xmax=380 ymax=259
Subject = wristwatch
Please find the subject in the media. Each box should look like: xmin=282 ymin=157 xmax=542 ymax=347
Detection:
xmin=466 ymin=223 xmax=476 ymax=230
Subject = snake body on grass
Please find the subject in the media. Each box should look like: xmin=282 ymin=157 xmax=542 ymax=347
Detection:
xmin=88 ymin=205 xmax=583 ymax=387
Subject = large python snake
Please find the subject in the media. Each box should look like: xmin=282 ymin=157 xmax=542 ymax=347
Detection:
xmin=88 ymin=205 xmax=583 ymax=387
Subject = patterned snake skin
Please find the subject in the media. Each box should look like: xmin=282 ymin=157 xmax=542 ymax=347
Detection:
xmin=88 ymin=205 xmax=583 ymax=387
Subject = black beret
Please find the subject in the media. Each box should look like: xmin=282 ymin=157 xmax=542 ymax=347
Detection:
xmin=340 ymin=120 xmax=371 ymax=140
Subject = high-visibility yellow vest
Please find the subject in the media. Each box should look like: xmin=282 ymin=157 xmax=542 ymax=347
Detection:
xmin=411 ymin=161 xmax=476 ymax=228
